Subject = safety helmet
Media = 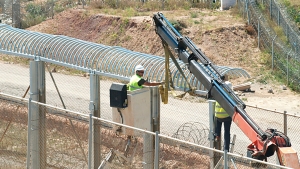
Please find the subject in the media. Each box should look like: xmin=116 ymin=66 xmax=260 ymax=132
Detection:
xmin=225 ymin=81 xmax=233 ymax=90
xmin=135 ymin=65 xmax=145 ymax=72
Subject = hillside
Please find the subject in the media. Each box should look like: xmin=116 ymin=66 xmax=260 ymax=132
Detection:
xmin=26 ymin=7 xmax=300 ymax=115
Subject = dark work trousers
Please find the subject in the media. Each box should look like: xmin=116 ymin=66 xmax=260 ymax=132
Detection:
xmin=215 ymin=116 xmax=232 ymax=151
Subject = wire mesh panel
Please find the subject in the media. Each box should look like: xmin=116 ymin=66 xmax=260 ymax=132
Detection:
xmin=158 ymin=134 xmax=290 ymax=169
xmin=0 ymin=58 xmax=30 ymax=98
xmin=29 ymin=102 xmax=89 ymax=168
xmin=159 ymin=136 xmax=211 ymax=168
xmin=0 ymin=94 xmax=28 ymax=169
xmin=45 ymin=64 xmax=91 ymax=114
xmin=160 ymin=96 xmax=210 ymax=136
xmin=95 ymin=118 xmax=155 ymax=169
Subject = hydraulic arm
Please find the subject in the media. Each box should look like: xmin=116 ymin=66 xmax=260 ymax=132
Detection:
xmin=153 ymin=12 xmax=299 ymax=168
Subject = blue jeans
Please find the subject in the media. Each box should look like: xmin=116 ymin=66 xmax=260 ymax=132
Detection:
xmin=215 ymin=116 xmax=232 ymax=151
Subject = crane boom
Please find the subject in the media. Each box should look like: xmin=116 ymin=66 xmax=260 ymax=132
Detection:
xmin=153 ymin=12 xmax=299 ymax=168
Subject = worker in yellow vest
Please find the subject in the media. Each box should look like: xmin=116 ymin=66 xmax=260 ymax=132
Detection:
xmin=128 ymin=65 xmax=163 ymax=91
xmin=214 ymin=81 xmax=233 ymax=151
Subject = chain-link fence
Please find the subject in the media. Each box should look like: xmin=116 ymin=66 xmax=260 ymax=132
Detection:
xmin=0 ymin=94 xmax=27 ymax=169
xmin=238 ymin=0 xmax=300 ymax=91
xmin=261 ymin=0 xmax=300 ymax=54
xmin=1 ymin=60 xmax=300 ymax=168
xmin=0 ymin=92 xmax=295 ymax=168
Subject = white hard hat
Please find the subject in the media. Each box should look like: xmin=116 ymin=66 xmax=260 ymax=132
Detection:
xmin=225 ymin=81 xmax=233 ymax=90
xmin=135 ymin=65 xmax=145 ymax=72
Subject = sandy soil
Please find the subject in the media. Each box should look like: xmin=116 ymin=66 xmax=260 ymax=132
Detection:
xmin=26 ymin=7 xmax=300 ymax=115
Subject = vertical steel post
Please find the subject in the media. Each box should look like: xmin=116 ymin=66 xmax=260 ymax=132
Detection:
xmin=270 ymin=0 xmax=272 ymax=19
xmin=277 ymin=9 xmax=280 ymax=25
xmin=144 ymin=86 xmax=159 ymax=169
xmin=90 ymin=72 xmax=101 ymax=169
xmin=88 ymin=113 xmax=93 ymax=169
xmin=224 ymin=150 xmax=228 ymax=169
xmin=284 ymin=111 xmax=287 ymax=135
xmin=143 ymin=131 xmax=153 ymax=169
xmin=150 ymin=87 xmax=160 ymax=132
xmin=246 ymin=0 xmax=250 ymax=24
xmin=287 ymin=49 xmax=292 ymax=85
xmin=258 ymin=16 xmax=261 ymax=49
xmin=154 ymin=131 xmax=159 ymax=169
xmin=12 ymin=0 xmax=20 ymax=28
xmin=272 ymin=35 xmax=277 ymax=70
xmin=29 ymin=60 xmax=46 ymax=169
xmin=26 ymin=98 xmax=32 ymax=169
xmin=209 ymin=100 xmax=220 ymax=169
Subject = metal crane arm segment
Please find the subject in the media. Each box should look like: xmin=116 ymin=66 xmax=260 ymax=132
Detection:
xmin=152 ymin=12 xmax=299 ymax=168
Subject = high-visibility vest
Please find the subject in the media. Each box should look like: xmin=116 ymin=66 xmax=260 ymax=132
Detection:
xmin=215 ymin=102 xmax=230 ymax=118
xmin=128 ymin=74 xmax=143 ymax=91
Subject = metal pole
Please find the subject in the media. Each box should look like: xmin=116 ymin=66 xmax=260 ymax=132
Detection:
xmin=29 ymin=61 xmax=39 ymax=169
xmin=277 ymin=8 xmax=280 ymax=25
xmin=270 ymin=0 xmax=272 ymax=19
xmin=88 ymin=113 xmax=93 ymax=169
xmin=150 ymin=87 xmax=160 ymax=132
xmin=283 ymin=111 xmax=287 ymax=135
xmin=26 ymin=98 xmax=32 ymax=169
xmin=272 ymin=35 xmax=277 ymax=70
xmin=209 ymin=100 xmax=219 ymax=169
xmin=90 ymin=72 xmax=101 ymax=169
xmin=150 ymin=86 xmax=160 ymax=169
xmin=224 ymin=150 xmax=228 ymax=169
xmin=246 ymin=0 xmax=250 ymax=24
xmin=154 ymin=131 xmax=159 ymax=169
xmin=143 ymin=131 xmax=153 ymax=169
xmin=287 ymin=49 xmax=292 ymax=85
xmin=29 ymin=60 xmax=46 ymax=169
xmin=258 ymin=15 xmax=262 ymax=49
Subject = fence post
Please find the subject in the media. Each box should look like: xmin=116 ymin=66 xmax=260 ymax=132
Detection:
xmin=272 ymin=35 xmax=277 ymax=70
xmin=26 ymin=98 xmax=32 ymax=169
xmin=88 ymin=112 xmax=93 ymax=169
xmin=283 ymin=111 xmax=287 ymax=135
xmin=224 ymin=150 xmax=228 ymax=169
xmin=154 ymin=131 xmax=159 ymax=169
xmin=287 ymin=49 xmax=292 ymax=85
xmin=246 ymin=0 xmax=250 ymax=24
xmin=12 ymin=0 xmax=20 ymax=28
xmin=143 ymin=132 xmax=154 ymax=169
xmin=209 ymin=100 xmax=219 ymax=169
xmin=29 ymin=60 xmax=46 ymax=169
xmin=90 ymin=72 xmax=101 ymax=169
xmin=150 ymin=86 xmax=160 ymax=133
xmin=277 ymin=8 xmax=280 ymax=25
xmin=258 ymin=15 xmax=262 ymax=49
xmin=270 ymin=0 xmax=272 ymax=19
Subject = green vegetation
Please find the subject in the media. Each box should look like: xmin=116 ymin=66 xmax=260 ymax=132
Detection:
xmin=279 ymin=0 xmax=300 ymax=26
xmin=21 ymin=0 xmax=77 ymax=28
xmin=21 ymin=2 xmax=46 ymax=28
xmin=254 ymin=0 xmax=300 ymax=92
xmin=169 ymin=19 xmax=188 ymax=33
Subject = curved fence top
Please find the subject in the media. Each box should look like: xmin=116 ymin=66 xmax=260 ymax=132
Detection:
xmin=0 ymin=24 xmax=250 ymax=92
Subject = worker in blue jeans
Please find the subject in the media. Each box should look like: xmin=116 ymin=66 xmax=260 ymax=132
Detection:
xmin=214 ymin=81 xmax=233 ymax=151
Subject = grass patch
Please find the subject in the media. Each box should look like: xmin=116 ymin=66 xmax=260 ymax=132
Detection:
xmin=169 ymin=19 xmax=188 ymax=33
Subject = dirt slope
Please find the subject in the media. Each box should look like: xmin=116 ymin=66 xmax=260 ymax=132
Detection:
xmin=27 ymin=8 xmax=300 ymax=115
xmin=27 ymin=9 xmax=260 ymax=74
